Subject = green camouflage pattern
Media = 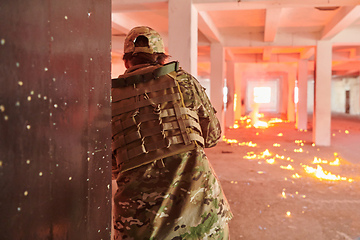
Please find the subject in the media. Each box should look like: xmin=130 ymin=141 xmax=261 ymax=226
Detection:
xmin=112 ymin=65 xmax=232 ymax=240
xmin=124 ymin=26 xmax=165 ymax=54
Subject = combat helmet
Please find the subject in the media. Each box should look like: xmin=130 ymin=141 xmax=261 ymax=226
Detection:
xmin=124 ymin=26 xmax=165 ymax=54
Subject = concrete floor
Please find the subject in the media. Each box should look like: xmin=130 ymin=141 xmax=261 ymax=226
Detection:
xmin=206 ymin=113 xmax=360 ymax=240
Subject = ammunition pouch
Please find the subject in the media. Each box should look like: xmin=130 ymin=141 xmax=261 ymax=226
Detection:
xmin=111 ymin=61 xmax=204 ymax=172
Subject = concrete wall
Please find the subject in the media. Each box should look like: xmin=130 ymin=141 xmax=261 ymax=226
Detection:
xmin=307 ymin=77 xmax=360 ymax=115
xmin=0 ymin=0 xmax=112 ymax=239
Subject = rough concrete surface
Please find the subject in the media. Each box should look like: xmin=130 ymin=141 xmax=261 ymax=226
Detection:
xmin=206 ymin=114 xmax=360 ymax=240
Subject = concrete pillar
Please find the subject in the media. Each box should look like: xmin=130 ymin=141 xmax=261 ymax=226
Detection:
xmin=240 ymin=69 xmax=247 ymax=116
xmin=168 ymin=0 xmax=198 ymax=76
xmin=296 ymin=60 xmax=308 ymax=130
xmin=313 ymin=40 xmax=332 ymax=146
xmin=288 ymin=68 xmax=296 ymax=122
xmin=234 ymin=64 xmax=243 ymax=119
xmin=358 ymin=75 xmax=360 ymax=115
xmin=226 ymin=60 xmax=235 ymax=127
xmin=210 ymin=43 xmax=225 ymax=136
xmin=281 ymin=74 xmax=288 ymax=118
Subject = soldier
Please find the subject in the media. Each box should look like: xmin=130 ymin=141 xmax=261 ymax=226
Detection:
xmin=111 ymin=26 xmax=232 ymax=240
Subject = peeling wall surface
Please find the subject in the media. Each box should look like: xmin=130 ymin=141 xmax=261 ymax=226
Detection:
xmin=0 ymin=0 xmax=112 ymax=239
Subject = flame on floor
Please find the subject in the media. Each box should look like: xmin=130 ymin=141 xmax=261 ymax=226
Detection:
xmin=280 ymin=164 xmax=294 ymax=170
xmin=303 ymin=164 xmax=353 ymax=182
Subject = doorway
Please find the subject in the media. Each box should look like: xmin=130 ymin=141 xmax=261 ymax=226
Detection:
xmin=345 ymin=90 xmax=350 ymax=114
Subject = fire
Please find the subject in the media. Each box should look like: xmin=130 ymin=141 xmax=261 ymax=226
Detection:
xmin=227 ymin=139 xmax=238 ymax=144
xmin=244 ymin=152 xmax=257 ymax=159
xmin=244 ymin=149 xmax=272 ymax=160
xmin=295 ymin=140 xmax=305 ymax=146
xmin=266 ymin=158 xmax=275 ymax=164
xmin=253 ymin=121 xmax=268 ymax=128
xmin=294 ymin=148 xmax=303 ymax=153
xmin=330 ymin=158 xmax=340 ymax=166
xmin=302 ymin=165 xmax=353 ymax=182
xmin=273 ymin=143 xmax=280 ymax=147
xmin=277 ymin=133 xmax=283 ymax=136
xmin=312 ymin=157 xmax=327 ymax=164
xmin=280 ymin=164 xmax=294 ymax=170
xmin=238 ymin=141 xmax=257 ymax=147
xmin=312 ymin=156 xmax=341 ymax=166
xmin=292 ymin=173 xmax=301 ymax=178
xmin=223 ymin=136 xmax=258 ymax=147
xmin=268 ymin=118 xmax=283 ymax=123
xmin=262 ymin=149 xmax=271 ymax=157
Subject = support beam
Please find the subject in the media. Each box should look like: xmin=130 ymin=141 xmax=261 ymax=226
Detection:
xmin=264 ymin=8 xmax=282 ymax=42
xmin=300 ymin=47 xmax=315 ymax=59
xmin=296 ymin=60 xmax=308 ymax=130
xmin=321 ymin=6 xmax=360 ymax=40
xmin=225 ymin=48 xmax=234 ymax=61
xmin=210 ymin=43 xmax=225 ymax=137
xmin=332 ymin=28 xmax=360 ymax=45
xmin=168 ymin=0 xmax=198 ymax=75
xmin=336 ymin=47 xmax=359 ymax=59
xmin=112 ymin=0 xmax=167 ymax=13
xmin=111 ymin=13 xmax=140 ymax=34
xmin=263 ymin=47 xmax=272 ymax=61
xmin=313 ymin=41 xmax=332 ymax=146
xmin=225 ymin=32 xmax=319 ymax=48
xmin=198 ymin=11 xmax=223 ymax=43
xmin=194 ymin=0 xmax=360 ymax=11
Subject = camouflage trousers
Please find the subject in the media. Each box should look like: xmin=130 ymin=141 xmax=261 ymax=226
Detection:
xmin=113 ymin=149 xmax=232 ymax=240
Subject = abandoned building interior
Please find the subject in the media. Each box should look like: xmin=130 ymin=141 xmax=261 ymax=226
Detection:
xmin=1 ymin=0 xmax=360 ymax=239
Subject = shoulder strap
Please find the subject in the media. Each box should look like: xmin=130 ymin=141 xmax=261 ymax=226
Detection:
xmin=112 ymin=61 xmax=179 ymax=88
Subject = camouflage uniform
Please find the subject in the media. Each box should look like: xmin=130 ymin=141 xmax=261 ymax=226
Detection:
xmin=112 ymin=64 xmax=232 ymax=240
xmin=112 ymin=25 xmax=232 ymax=240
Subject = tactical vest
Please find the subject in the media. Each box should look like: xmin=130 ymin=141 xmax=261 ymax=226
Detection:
xmin=111 ymin=61 xmax=205 ymax=173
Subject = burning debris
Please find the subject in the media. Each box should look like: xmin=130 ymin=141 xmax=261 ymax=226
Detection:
xmin=225 ymin=113 xmax=356 ymax=184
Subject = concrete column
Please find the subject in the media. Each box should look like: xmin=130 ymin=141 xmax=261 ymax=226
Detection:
xmin=234 ymin=64 xmax=243 ymax=119
xmin=313 ymin=40 xmax=332 ymax=146
xmin=226 ymin=60 xmax=235 ymax=127
xmin=281 ymin=74 xmax=288 ymax=119
xmin=296 ymin=60 xmax=308 ymax=130
xmin=168 ymin=0 xmax=198 ymax=76
xmin=240 ymin=69 xmax=247 ymax=116
xmin=287 ymin=68 xmax=296 ymax=122
xmin=358 ymin=75 xmax=360 ymax=115
xmin=210 ymin=43 xmax=225 ymax=136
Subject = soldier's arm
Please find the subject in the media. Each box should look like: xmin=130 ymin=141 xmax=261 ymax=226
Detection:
xmin=190 ymin=76 xmax=221 ymax=148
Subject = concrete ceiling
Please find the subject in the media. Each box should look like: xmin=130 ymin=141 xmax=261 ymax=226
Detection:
xmin=111 ymin=0 xmax=360 ymax=78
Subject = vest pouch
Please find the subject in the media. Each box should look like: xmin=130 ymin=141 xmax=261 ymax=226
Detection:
xmin=111 ymin=62 xmax=204 ymax=173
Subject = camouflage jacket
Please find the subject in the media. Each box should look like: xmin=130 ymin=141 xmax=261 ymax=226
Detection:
xmin=112 ymin=63 xmax=232 ymax=240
